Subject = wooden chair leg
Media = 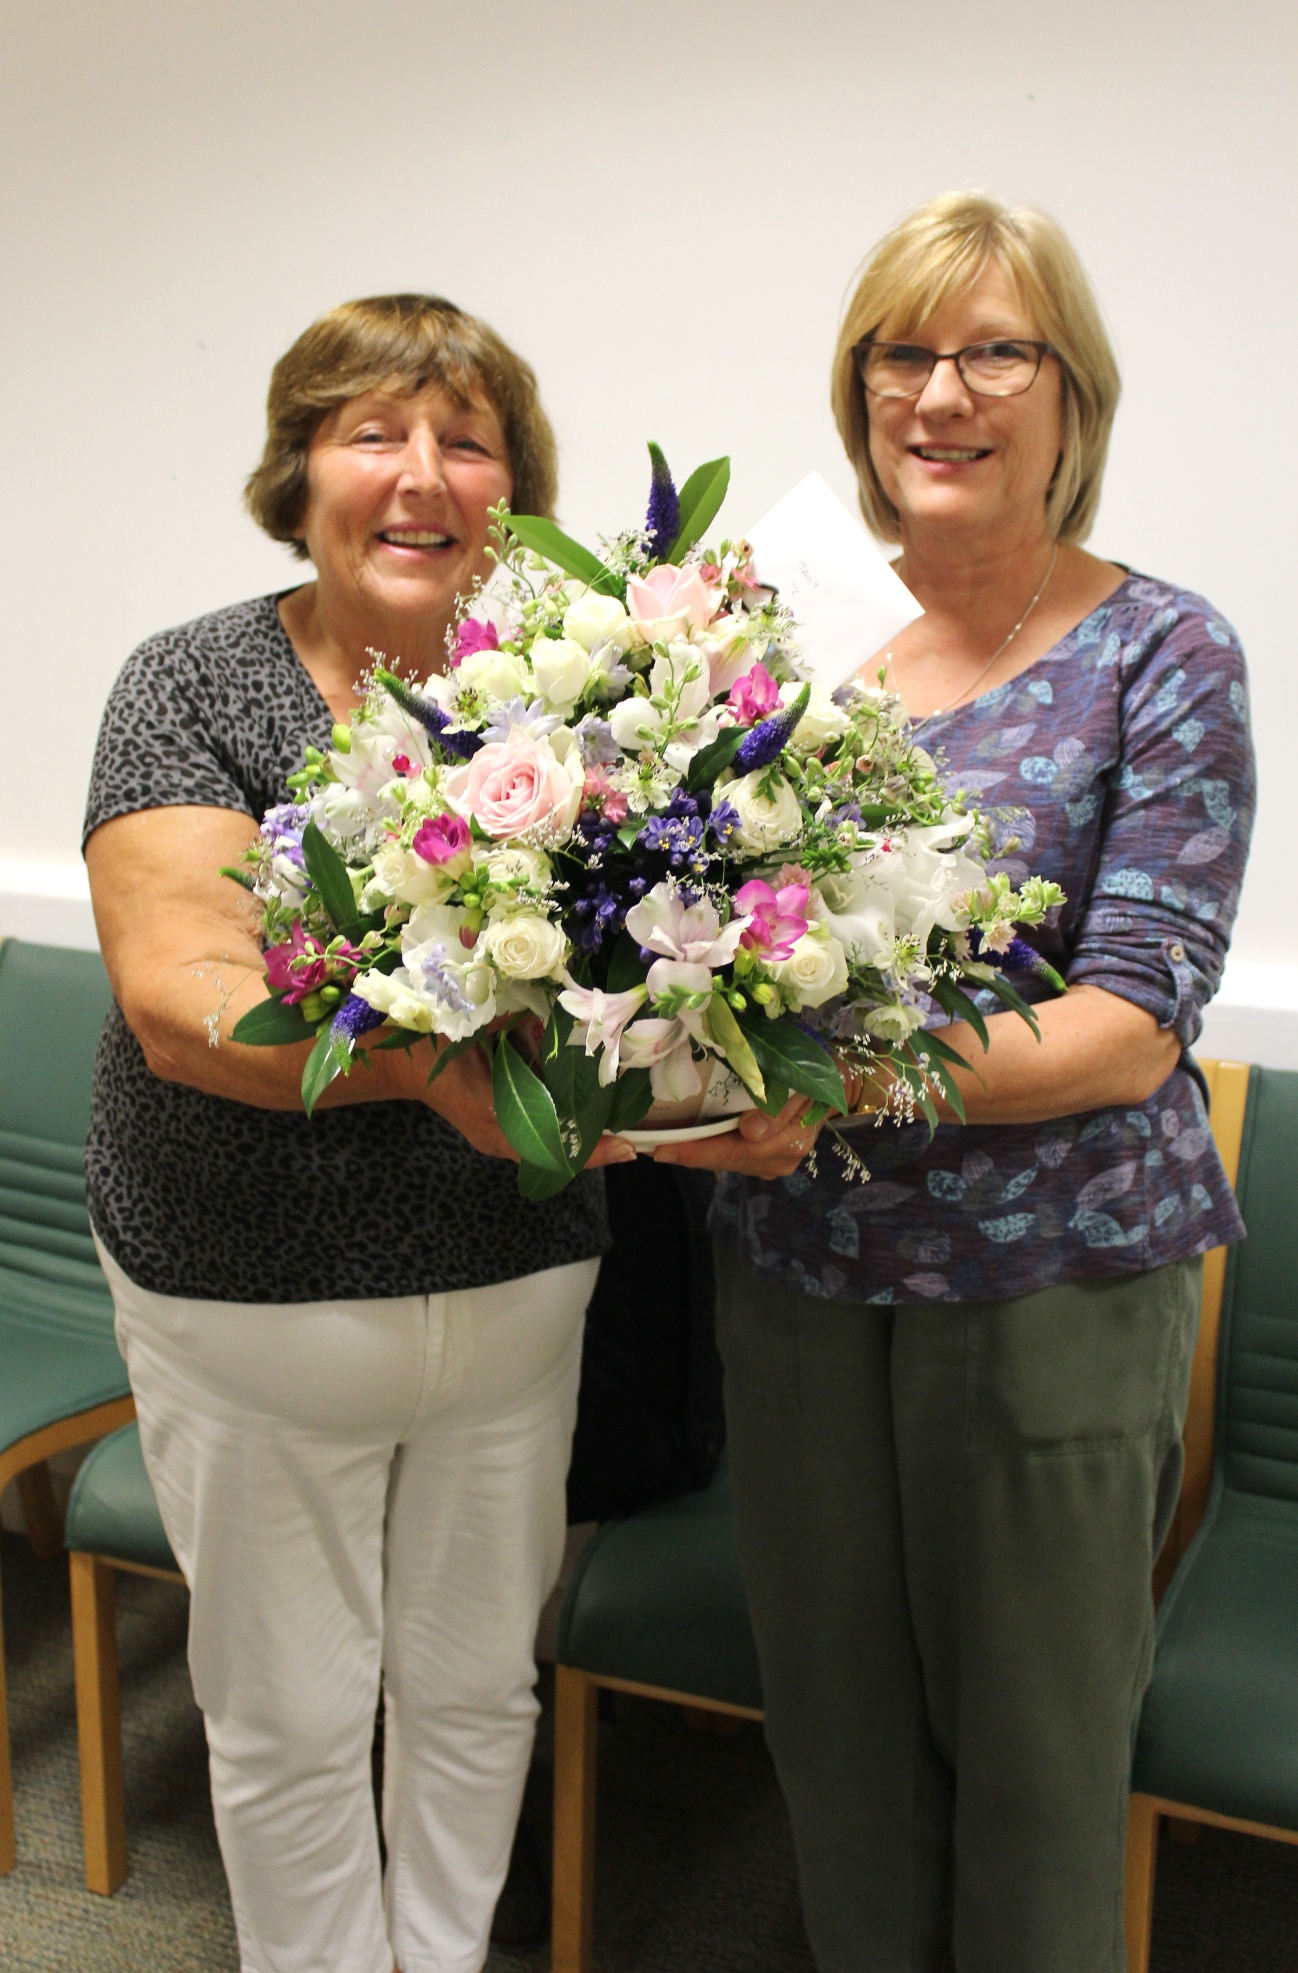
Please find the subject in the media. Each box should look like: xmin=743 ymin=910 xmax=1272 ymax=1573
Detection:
xmin=552 ymin=1664 xmax=598 ymax=1973
xmin=16 ymin=1462 xmax=64 ymax=1561
xmin=1124 ymin=1793 xmax=1160 ymax=1973
xmin=0 ymin=1580 xmax=14 ymax=1876
xmin=70 ymin=1551 xmax=127 ymax=1894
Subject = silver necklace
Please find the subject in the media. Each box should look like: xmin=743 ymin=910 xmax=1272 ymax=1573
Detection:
xmin=891 ymin=544 xmax=1059 ymax=721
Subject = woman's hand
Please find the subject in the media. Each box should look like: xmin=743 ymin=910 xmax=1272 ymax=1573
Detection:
xmin=419 ymin=1044 xmax=635 ymax=1167
xmin=652 ymin=1095 xmax=820 ymax=1177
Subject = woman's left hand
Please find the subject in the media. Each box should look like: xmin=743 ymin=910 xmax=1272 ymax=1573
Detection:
xmin=652 ymin=1095 xmax=820 ymax=1176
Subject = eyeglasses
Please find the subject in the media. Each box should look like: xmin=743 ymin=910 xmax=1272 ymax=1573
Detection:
xmin=855 ymin=338 xmax=1055 ymax=399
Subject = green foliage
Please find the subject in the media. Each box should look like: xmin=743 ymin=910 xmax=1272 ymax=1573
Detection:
xmin=607 ymin=1068 xmax=654 ymax=1132
xmin=605 ymin=932 xmax=649 ymax=995
xmin=504 ymin=514 xmax=621 ymax=595
xmin=491 ymin=1034 xmax=570 ymax=1176
xmin=301 ymin=822 xmax=361 ymax=940
xmin=300 ymin=1025 xmax=353 ymax=1117
xmin=707 ymin=992 xmax=766 ymax=1101
xmin=928 ymin=978 xmax=990 ymax=1051
xmin=685 ymin=724 xmax=747 ymax=793
xmin=232 ymin=996 xmax=316 ymax=1047
xmin=667 ymin=458 xmax=730 ymax=564
xmin=738 ymin=1015 xmax=847 ymax=1112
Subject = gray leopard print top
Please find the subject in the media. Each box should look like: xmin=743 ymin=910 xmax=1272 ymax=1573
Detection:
xmin=82 ymin=592 xmax=609 ymax=1302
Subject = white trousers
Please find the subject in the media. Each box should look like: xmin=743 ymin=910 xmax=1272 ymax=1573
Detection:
xmin=99 ymin=1245 xmax=599 ymax=1973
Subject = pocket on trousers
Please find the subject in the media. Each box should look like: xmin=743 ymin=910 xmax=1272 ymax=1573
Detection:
xmin=967 ymin=1266 xmax=1181 ymax=1454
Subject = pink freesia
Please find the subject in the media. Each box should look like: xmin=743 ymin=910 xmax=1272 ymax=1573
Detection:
xmin=581 ymin=766 xmax=630 ymax=824
xmin=735 ymin=878 xmax=811 ymax=962
xmin=625 ymin=563 xmax=716 ymax=642
xmin=264 ymin=923 xmax=359 ymax=1004
xmin=451 ymin=617 xmax=499 ymax=667
xmin=412 ymin=812 xmax=473 ymax=865
xmin=727 ymin=662 xmax=780 ymax=723
xmin=444 ymin=733 xmax=583 ymax=840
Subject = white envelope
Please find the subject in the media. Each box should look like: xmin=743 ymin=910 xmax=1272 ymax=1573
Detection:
xmin=746 ymin=472 xmax=923 ymax=690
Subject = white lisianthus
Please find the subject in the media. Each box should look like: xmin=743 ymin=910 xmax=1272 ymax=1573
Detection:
xmin=365 ymin=842 xmax=457 ymax=908
xmin=563 ymin=591 xmax=631 ymax=653
xmin=780 ymin=680 xmax=849 ymax=752
xmin=724 ymin=770 xmax=804 ymax=853
xmin=311 ymin=782 xmax=374 ymax=842
xmin=530 ymin=636 xmax=594 ymax=713
xmin=456 ymin=645 xmax=530 ymax=703
xmin=860 ymin=1002 xmax=925 ymax=1043
xmin=769 ymin=930 xmax=849 ymax=1009
xmin=480 ymin=911 xmax=568 ymax=981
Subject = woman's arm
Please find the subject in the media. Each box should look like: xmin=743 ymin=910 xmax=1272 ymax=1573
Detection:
xmin=86 ymin=805 xmax=524 ymax=1160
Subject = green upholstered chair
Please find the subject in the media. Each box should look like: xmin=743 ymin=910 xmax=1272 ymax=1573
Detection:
xmin=550 ymin=1463 xmax=762 ymax=1973
xmin=0 ymin=936 xmax=134 ymax=1877
xmin=1126 ymin=1061 xmax=1298 ymax=1971
xmin=64 ymin=1421 xmax=182 ymax=1893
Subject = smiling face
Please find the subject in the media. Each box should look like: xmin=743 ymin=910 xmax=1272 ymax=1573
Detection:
xmin=297 ymin=383 xmax=513 ymax=635
xmin=866 ymin=260 xmax=1063 ymax=552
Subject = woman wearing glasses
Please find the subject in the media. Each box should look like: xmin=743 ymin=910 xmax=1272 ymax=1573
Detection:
xmin=663 ymin=193 xmax=1255 ymax=1970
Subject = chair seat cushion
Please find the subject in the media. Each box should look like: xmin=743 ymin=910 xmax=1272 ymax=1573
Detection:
xmin=1135 ymin=1489 xmax=1298 ymax=1829
xmin=557 ymin=1467 xmax=762 ymax=1713
xmin=65 ymin=1423 xmax=178 ymax=1575
xmin=0 ymin=1305 xmax=130 ymax=1453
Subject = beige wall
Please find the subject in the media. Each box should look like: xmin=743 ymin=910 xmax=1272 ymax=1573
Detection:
xmin=2 ymin=0 xmax=1294 ymax=964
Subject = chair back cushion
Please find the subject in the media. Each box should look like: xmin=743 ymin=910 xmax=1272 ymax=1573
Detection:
xmin=1221 ymin=1066 xmax=1298 ymax=1502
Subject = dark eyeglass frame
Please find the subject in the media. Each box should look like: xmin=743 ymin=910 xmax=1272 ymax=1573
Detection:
xmin=853 ymin=337 xmax=1056 ymax=399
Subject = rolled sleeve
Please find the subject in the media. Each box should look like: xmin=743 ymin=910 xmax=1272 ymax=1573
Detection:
xmin=1067 ymin=608 xmax=1255 ymax=1048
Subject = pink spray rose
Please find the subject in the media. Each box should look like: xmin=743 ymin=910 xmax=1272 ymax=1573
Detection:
xmin=625 ymin=563 xmax=717 ymax=644
xmin=734 ymin=878 xmax=811 ymax=962
xmin=727 ymin=662 xmax=780 ymax=723
xmin=412 ymin=813 xmax=473 ymax=865
xmin=445 ymin=733 xmax=583 ymax=840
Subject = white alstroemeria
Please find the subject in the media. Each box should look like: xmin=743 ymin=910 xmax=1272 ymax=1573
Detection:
xmin=644 ymin=957 xmax=716 ymax=1014
xmin=768 ymin=929 xmax=850 ymax=1009
xmin=625 ymin=886 xmax=750 ymax=971
xmin=619 ymin=1016 xmax=706 ymax=1103
xmin=479 ymin=911 xmax=568 ymax=981
xmin=779 ymin=679 xmax=849 ymax=752
xmin=563 ymin=590 xmax=631 ymax=653
xmin=698 ymin=615 xmax=756 ymax=697
xmin=557 ymin=979 xmax=651 ymax=1084
xmin=724 ymin=770 xmax=804 ymax=853
xmin=530 ymin=636 xmax=594 ymax=715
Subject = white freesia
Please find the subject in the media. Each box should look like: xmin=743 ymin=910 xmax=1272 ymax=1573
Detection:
xmin=769 ymin=929 xmax=849 ymax=1009
xmin=479 ymin=911 xmax=568 ymax=981
xmin=563 ymin=591 xmax=631 ymax=652
xmin=351 ymin=906 xmax=496 ymax=1042
xmin=817 ymin=813 xmax=985 ymax=964
xmin=530 ymin=636 xmax=594 ymax=714
xmin=455 ymin=645 xmax=530 ymax=703
xmin=780 ymin=679 xmax=849 ymax=752
xmin=724 ymin=770 xmax=804 ymax=853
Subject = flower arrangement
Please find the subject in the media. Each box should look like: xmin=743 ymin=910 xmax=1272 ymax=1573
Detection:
xmin=227 ymin=447 xmax=1064 ymax=1195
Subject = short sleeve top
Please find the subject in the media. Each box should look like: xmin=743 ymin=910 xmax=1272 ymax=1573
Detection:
xmin=713 ymin=573 xmax=1255 ymax=1305
xmin=82 ymin=593 xmax=609 ymax=1303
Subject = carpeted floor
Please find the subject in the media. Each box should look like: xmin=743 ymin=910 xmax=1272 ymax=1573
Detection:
xmin=2 ymin=1529 xmax=1297 ymax=1971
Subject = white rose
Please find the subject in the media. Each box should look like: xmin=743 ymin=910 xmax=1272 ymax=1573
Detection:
xmin=366 ymin=842 xmax=457 ymax=908
xmin=481 ymin=911 xmax=568 ymax=981
xmin=769 ymin=931 xmax=849 ymax=1009
xmin=563 ymin=592 xmax=631 ymax=652
xmin=780 ymin=680 xmax=849 ymax=752
xmin=724 ymin=769 xmax=804 ymax=853
xmin=609 ymin=694 xmax=666 ymax=753
xmin=530 ymin=635 xmax=594 ymax=713
xmin=456 ymin=646 xmax=530 ymax=703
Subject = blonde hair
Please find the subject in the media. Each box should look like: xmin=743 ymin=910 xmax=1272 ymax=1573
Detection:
xmin=831 ymin=192 xmax=1121 ymax=544
xmin=246 ymin=294 xmax=557 ymax=556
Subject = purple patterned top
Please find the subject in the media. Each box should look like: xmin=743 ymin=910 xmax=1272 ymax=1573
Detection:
xmin=714 ymin=573 xmax=1255 ymax=1304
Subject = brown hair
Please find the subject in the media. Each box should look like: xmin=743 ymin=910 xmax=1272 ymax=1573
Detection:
xmin=245 ymin=294 xmax=558 ymax=556
xmin=831 ymin=192 xmax=1121 ymax=544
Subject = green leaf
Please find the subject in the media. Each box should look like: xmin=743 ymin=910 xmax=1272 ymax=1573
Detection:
xmin=738 ymin=1015 xmax=847 ymax=1112
xmin=300 ymin=1025 xmax=353 ymax=1118
xmin=707 ymin=992 xmax=766 ymax=1102
xmin=982 ymin=971 xmax=1042 ymax=1037
xmin=518 ymin=1161 xmax=574 ymax=1201
xmin=504 ymin=513 xmax=621 ymax=595
xmin=752 ymin=1078 xmax=790 ymax=1119
xmin=930 ymin=978 xmax=990 ymax=1051
xmin=607 ymin=1067 xmax=654 ymax=1132
xmin=232 ymin=996 xmax=316 ymax=1046
xmin=666 ymin=457 xmax=730 ymax=564
xmin=492 ymin=1034 xmax=570 ymax=1175
xmin=423 ymin=1032 xmax=481 ymax=1085
xmin=301 ymin=821 xmax=361 ymax=939
xmin=685 ymin=724 xmax=747 ymax=793
xmin=605 ymin=932 xmax=649 ymax=995
xmin=541 ymin=1005 xmax=615 ymax=1166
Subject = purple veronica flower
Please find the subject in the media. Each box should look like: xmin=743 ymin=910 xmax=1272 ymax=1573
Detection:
xmin=1000 ymin=936 xmax=1068 ymax=994
xmin=733 ymin=684 xmax=810 ymax=773
xmin=378 ymin=670 xmax=483 ymax=757
xmin=330 ymin=993 xmax=386 ymax=1043
xmin=643 ymin=442 xmax=680 ymax=559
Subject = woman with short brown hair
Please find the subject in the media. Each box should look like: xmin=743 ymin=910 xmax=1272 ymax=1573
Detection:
xmin=84 ymin=293 xmax=629 ymax=1973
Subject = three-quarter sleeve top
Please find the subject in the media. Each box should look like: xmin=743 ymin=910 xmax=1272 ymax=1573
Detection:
xmin=713 ymin=573 xmax=1255 ymax=1304
xmin=82 ymin=593 xmax=609 ymax=1304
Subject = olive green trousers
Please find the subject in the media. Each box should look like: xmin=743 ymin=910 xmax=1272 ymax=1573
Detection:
xmin=714 ymin=1242 xmax=1202 ymax=1973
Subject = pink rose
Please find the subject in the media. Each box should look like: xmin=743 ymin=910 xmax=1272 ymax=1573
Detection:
xmin=412 ymin=813 xmax=472 ymax=865
xmin=625 ymin=563 xmax=717 ymax=644
xmin=735 ymin=878 xmax=811 ymax=962
xmin=446 ymin=733 xmax=583 ymax=840
xmin=728 ymin=662 xmax=780 ymax=723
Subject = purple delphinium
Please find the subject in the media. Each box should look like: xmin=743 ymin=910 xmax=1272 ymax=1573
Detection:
xmin=708 ymin=799 xmax=740 ymax=847
xmin=733 ymin=683 xmax=809 ymax=773
xmin=330 ymin=993 xmax=387 ymax=1043
xmin=643 ymin=442 xmax=680 ymax=560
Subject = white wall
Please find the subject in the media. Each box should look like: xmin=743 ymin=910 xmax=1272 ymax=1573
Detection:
xmin=2 ymin=0 xmax=1295 ymax=1046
